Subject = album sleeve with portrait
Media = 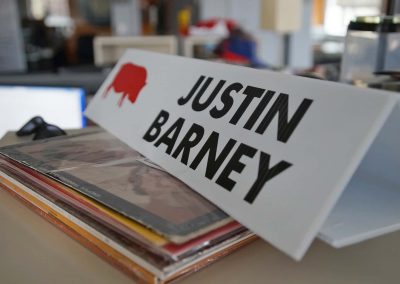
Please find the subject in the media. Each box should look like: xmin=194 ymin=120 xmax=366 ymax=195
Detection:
xmin=0 ymin=130 xmax=234 ymax=242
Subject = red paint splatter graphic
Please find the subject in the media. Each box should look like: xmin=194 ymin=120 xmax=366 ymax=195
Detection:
xmin=103 ymin=63 xmax=147 ymax=107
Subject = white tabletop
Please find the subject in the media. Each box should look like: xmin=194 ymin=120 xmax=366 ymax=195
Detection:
xmin=1 ymin=131 xmax=399 ymax=284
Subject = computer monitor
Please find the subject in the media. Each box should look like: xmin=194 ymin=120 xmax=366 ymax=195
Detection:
xmin=0 ymin=85 xmax=86 ymax=138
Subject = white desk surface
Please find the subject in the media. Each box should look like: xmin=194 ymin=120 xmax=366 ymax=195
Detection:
xmin=1 ymin=131 xmax=399 ymax=284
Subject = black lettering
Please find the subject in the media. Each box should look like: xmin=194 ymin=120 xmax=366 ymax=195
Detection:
xmin=215 ymin=143 xmax=257 ymax=191
xmin=190 ymin=132 xmax=237 ymax=180
xmin=143 ymin=110 xmax=170 ymax=142
xmin=256 ymin=93 xmax=313 ymax=143
xmin=244 ymin=90 xmax=275 ymax=130
xmin=244 ymin=152 xmax=292 ymax=204
xmin=230 ymin=86 xmax=265 ymax=125
xmin=177 ymin=75 xmax=205 ymax=105
xmin=172 ymin=123 xmax=204 ymax=165
xmin=210 ymin=82 xmax=243 ymax=119
xmin=193 ymin=80 xmax=226 ymax=112
xmin=154 ymin=118 xmax=185 ymax=154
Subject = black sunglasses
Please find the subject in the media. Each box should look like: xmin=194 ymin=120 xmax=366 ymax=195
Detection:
xmin=17 ymin=116 xmax=66 ymax=140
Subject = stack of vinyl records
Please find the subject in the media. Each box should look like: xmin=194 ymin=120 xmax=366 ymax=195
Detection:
xmin=0 ymin=130 xmax=255 ymax=283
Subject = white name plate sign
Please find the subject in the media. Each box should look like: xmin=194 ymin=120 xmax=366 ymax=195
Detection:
xmin=86 ymin=49 xmax=400 ymax=260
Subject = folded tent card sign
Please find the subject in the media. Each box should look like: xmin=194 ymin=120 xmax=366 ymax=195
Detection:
xmin=86 ymin=49 xmax=400 ymax=260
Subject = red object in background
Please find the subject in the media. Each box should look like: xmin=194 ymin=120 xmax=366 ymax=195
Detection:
xmin=219 ymin=41 xmax=249 ymax=65
xmin=195 ymin=19 xmax=237 ymax=32
xmin=103 ymin=63 xmax=147 ymax=107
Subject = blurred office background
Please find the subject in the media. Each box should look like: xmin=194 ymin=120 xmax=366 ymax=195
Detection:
xmin=0 ymin=0 xmax=399 ymax=136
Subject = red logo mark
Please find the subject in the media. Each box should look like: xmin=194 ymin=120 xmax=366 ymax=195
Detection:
xmin=103 ymin=63 xmax=147 ymax=107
